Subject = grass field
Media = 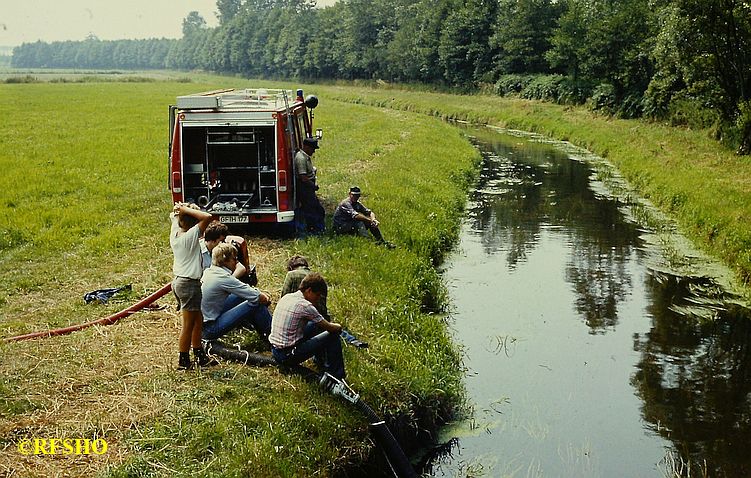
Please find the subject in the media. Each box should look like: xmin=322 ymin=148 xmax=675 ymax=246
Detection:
xmin=0 ymin=78 xmax=478 ymax=477
xmin=2 ymin=70 xmax=749 ymax=477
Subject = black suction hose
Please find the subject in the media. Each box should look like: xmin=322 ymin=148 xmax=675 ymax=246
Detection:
xmin=206 ymin=340 xmax=418 ymax=478
xmin=355 ymin=398 xmax=418 ymax=478
xmin=204 ymin=339 xmax=277 ymax=366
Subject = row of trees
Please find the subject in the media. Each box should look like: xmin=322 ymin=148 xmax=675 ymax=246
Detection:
xmin=11 ymin=0 xmax=751 ymax=152
xmin=11 ymin=36 xmax=177 ymax=70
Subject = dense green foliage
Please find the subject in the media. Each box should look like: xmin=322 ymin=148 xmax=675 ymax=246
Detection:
xmin=10 ymin=0 xmax=751 ymax=152
xmin=11 ymin=36 xmax=177 ymax=70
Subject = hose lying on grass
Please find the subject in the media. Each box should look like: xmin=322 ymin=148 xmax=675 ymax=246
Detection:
xmin=4 ymin=287 xmax=419 ymax=478
xmin=3 ymin=282 xmax=174 ymax=343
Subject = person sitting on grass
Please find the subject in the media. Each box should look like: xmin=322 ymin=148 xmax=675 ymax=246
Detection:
xmin=332 ymin=186 xmax=395 ymax=248
xmin=269 ymin=272 xmax=345 ymax=379
xmin=280 ymin=255 xmax=328 ymax=318
xmin=200 ymin=221 xmax=247 ymax=278
xmin=201 ymin=242 xmax=272 ymax=343
xmin=170 ymin=202 xmax=214 ymax=370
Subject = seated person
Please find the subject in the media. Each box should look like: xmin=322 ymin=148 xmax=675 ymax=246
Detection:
xmin=201 ymin=242 xmax=272 ymax=342
xmin=280 ymin=255 xmax=328 ymax=318
xmin=201 ymin=221 xmax=247 ymax=278
xmin=269 ymin=272 xmax=345 ymax=379
xmin=332 ymin=186 xmax=394 ymax=248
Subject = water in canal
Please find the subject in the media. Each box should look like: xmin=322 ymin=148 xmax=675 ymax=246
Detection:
xmin=426 ymin=127 xmax=751 ymax=478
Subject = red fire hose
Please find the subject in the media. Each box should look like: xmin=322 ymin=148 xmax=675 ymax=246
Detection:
xmin=3 ymin=282 xmax=173 ymax=343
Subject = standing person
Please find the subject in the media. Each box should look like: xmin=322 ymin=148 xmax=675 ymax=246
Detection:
xmin=170 ymin=203 xmax=214 ymax=370
xmin=281 ymin=255 xmax=327 ymax=318
xmin=294 ymin=137 xmax=326 ymax=236
xmin=201 ymin=242 xmax=272 ymax=342
xmin=269 ymin=273 xmax=345 ymax=379
xmin=333 ymin=186 xmax=395 ymax=248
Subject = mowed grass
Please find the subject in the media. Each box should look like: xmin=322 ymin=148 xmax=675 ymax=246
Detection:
xmin=0 ymin=80 xmax=478 ymax=477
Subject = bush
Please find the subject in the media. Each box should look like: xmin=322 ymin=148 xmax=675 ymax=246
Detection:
xmin=556 ymin=77 xmax=591 ymax=105
xmin=520 ymin=74 xmax=566 ymax=102
xmin=495 ymin=74 xmax=590 ymax=105
xmin=617 ymin=93 xmax=645 ymax=119
xmin=588 ymin=83 xmax=618 ymax=113
xmin=494 ymin=74 xmax=535 ymax=96
xmin=665 ymin=94 xmax=718 ymax=129
xmin=734 ymin=101 xmax=751 ymax=155
xmin=4 ymin=75 xmax=39 ymax=84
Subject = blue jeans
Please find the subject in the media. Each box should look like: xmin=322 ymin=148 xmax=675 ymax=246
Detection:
xmin=272 ymin=322 xmax=345 ymax=379
xmin=203 ymin=294 xmax=272 ymax=341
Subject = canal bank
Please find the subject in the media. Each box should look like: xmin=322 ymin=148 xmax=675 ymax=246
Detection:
xmin=321 ymin=85 xmax=751 ymax=298
xmin=0 ymin=82 xmax=481 ymax=478
xmin=425 ymin=126 xmax=751 ymax=477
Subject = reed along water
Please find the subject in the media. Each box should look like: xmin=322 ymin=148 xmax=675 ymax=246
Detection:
xmin=426 ymin=127 xmax=751 ymax=477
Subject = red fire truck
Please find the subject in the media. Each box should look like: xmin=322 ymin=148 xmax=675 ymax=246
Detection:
xmin=168 ymin=88 xmax=320 ymax=228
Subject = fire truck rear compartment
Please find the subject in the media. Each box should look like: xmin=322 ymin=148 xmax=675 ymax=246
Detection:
xmin=181 ymin=126 xmax=277 ymax=212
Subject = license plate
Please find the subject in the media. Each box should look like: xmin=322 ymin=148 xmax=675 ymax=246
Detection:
xmin=220 ymin=215 xmax=249 ymax=224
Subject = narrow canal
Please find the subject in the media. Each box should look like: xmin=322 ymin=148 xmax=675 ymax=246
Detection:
xmin=426 ymin=127 xmax=751 ymax=477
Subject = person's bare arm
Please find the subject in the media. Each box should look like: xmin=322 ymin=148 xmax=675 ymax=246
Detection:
xmin=178 ymin=204 xmax=213 ymax=232
xmin=318 ymin=318 xmax=342 ymax=334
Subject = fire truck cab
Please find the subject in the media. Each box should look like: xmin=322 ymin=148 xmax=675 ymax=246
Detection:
xmin=168 ymin=88 xmax=320 ymax=228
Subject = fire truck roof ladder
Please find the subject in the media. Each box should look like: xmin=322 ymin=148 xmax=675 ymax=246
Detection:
xmin=176 ymin=88 xmax=296 ymax=110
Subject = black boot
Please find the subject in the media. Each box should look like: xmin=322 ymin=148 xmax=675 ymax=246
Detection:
xmin=194 ymin=348 xmax=218 ymax=368
xmin=177 ymin=352 xmax=193 ymax=371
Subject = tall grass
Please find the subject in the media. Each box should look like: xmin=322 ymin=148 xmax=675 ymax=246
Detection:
xmin=0 ymin=79 xmax=478 ymax=477
xmin=315 ymin=85 xmax=751 ymax=293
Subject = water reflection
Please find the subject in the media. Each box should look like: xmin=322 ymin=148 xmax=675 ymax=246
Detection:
xmin=467 ymin=129 xmax=641 ymax=334
xmin=634 ymin=273 xmax=751 ymax=477
xmin=432 ymin=126 xmax=751 ymax=477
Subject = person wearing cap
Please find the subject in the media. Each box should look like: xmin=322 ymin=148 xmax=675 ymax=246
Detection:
xmin=332 ymin=186 xmax=395 ymax=248
xmin=293 ymin=137 xmax=326 ymax=235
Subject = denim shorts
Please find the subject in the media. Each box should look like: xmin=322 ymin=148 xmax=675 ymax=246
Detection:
xmin=172 ymin=277 xmax=202 ymax=311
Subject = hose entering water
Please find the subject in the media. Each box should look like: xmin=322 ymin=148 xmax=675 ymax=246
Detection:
xmin=207 ymin=340 xmax=418 ymax=478
xmin=4 ymin=288 xmax=419 ymax=478
xmin=320 ymin=372 xmax=418 ymax=478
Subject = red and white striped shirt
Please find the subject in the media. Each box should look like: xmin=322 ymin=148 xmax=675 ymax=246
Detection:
xmin=269 ymin=290 xmax=323 ymax=348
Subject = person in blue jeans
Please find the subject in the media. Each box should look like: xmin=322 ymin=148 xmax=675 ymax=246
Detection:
xmin=201 ymin=242 xmax=272 ymax=342
xmin=269 ymin=272 xmax=345 ymax=379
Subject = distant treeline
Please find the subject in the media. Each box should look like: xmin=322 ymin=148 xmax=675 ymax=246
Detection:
xmin=11 ymin=0 xmax=751 ymax=153
xmin=12 ymin=37 xmax=177 ymax=70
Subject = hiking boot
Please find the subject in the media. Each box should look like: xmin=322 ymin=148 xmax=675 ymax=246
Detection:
xmin=194 ymin=348 xmax=219 ymax=368
xmin=177 ymin=352 xmax=194 ymax=371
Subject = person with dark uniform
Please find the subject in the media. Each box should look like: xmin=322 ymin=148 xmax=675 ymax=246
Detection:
xmin=333 ymin=186 xmax=395 ymax=248
xmin=294 ymin=138 xmax=326 ymax=236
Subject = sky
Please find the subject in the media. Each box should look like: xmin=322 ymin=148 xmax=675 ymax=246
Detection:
xmin=0 ymin=1 xmax=337 ymax=48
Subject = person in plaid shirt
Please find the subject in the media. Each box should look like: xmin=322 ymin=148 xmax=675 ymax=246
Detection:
xmin=269 ymin=272 xmax=345 ymax=379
